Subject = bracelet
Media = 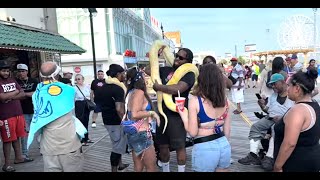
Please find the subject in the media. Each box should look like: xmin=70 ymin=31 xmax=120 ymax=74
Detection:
xmin=149 ymin=111 xmax=153 ymax=117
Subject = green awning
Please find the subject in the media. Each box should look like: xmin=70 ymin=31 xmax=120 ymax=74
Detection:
xmin=0 ymin=22 xmax=86 ymax=54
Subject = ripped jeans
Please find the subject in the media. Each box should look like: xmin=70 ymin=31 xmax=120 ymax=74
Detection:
xmin=127 ymin=131 xmax=153 ymax=156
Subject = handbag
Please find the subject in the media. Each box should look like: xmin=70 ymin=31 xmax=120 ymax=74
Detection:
xmin=228 ymin=74 xmax=237 ymax=85
xmin=76 ymin=85 xmax=96 ymax=111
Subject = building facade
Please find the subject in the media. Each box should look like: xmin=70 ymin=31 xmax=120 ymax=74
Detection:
xmin=165 ymin=31 xmax=182 ymax=53
xmin=56 ymin=8 xmax=175 ymax=84
xmin=0 ymin=8 xmax=83 ymax=80
xmin=193 ymin=51 xmax=216 ymax=65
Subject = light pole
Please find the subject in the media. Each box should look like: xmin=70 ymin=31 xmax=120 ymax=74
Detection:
xmin=312 ymin=8 xmax=317 ymax=52
xmin=266 ymin=28 xmax=270 ymax=63
xmin=83 ymin=8 xmax=98 ymax=80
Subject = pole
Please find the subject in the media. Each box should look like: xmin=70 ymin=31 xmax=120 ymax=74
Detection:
xmin=314 ymin=10 xmax=317 ymax=52
xmin=89 ymin=11 xmax=97 ymax=80
xmin=266 ymin=29 xmax=270 ymax=64
xmin=235 ymin=45 xmax=237 ymax=57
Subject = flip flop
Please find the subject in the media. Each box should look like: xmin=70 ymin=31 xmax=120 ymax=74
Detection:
xmin=14 ymin=157 xmax=34 ymax=164
xmin=82 ymin=142 xmax=89 ymax=146
xmin=233 ymin=110 xmax=242 ymax=114
xmin=2 ymin=165 xmax=16 ymax=172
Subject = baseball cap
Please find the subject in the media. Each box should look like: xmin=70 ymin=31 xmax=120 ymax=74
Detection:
xmin=268 ymin=73 xmax=285 ymax=84
xmin=17 ymin=64 xmax=28 ymax=71
xmin=291 ymin=54 xmax=298 ymax=60
xmin=230 ymin=57 xmax=238 ymax=61
xmin=0 ymin=60 xmax=11 ymax=69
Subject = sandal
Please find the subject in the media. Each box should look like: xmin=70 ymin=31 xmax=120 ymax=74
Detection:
xmin=233 ymin=110 xmax=242 ymax=114
xmin=14 ymin=157 xmax=34 ymax=164
xmin=2 ymin=165 xmax=16 ymax=172
xmin=82 ymin=142 xmax=89 ymax=146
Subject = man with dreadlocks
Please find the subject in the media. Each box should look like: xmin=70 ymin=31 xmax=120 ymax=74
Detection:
xmin=151 ymin=48 xmax=196 ymax=172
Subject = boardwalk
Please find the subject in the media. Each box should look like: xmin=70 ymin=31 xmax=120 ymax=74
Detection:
xmin=3 ymin=87 xmax=319 ymax=172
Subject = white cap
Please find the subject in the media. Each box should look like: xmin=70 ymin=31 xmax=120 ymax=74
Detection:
xmin=17 ymin=64 xmax=28 ymax=71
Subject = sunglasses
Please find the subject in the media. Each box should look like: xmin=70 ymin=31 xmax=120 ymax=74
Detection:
xmin=75 ymin=78 xmax=82 ymax=81
xmin=175 ymin=53 xmax=186 ymax=61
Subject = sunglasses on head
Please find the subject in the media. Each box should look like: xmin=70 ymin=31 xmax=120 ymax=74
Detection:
xmin=175 ymin=53 xmax=186 ymax=61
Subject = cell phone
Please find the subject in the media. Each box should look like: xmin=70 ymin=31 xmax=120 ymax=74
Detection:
xmin=255 ymin=93 xmax=262 ymax=99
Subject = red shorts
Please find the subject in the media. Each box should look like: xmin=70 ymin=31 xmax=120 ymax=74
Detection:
xmin=0 ymin=115 xmax=27 ymax=143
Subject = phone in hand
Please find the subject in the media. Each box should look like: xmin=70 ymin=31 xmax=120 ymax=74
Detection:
xmin=255 ymin=93 xmax=262 ymax=99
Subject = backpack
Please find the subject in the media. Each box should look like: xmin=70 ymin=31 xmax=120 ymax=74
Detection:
xmin=266 ymin=71 xmax=273 ymax=89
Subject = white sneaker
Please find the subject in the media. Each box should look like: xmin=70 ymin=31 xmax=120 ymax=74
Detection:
xmin=91 ymin=123 xmax=96 ymax=128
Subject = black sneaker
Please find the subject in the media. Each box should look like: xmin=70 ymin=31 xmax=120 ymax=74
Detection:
xmin=238 ymin=152 xmax=261 ymax=165
xmin=118 ymin=164 xmax=130 ymax=171
xmin=261 ymin=156 xmax=274 ymax=171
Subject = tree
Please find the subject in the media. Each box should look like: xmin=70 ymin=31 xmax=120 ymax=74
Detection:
xmin=220 ymin=59 xmax=228 ymax=65
xmin=238 ymin=56 xmax=246 ymax=65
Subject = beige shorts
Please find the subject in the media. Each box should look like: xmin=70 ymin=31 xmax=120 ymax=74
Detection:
xmin=43 ymin=148 xmax=84 ymax=172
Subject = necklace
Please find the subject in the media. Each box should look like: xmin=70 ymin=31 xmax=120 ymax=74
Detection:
xmin=20 ymin=78 xmax=29 ymax=88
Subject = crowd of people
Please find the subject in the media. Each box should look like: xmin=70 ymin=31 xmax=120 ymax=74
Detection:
xmin=0 ymin=49 xmax=319 ymax=172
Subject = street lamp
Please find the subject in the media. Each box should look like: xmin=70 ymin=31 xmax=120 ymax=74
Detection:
xmin=83 ymin=8 xmax=98 ymax=80
xmin=160 ymin=23 xmax=164 ymax=39
xmin=312 ymin=8 xmax=317 ymax=52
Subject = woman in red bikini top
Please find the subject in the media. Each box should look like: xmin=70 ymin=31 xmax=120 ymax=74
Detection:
xmin=125 ymin=67 xmax=160 ymax=172
xmin=177 ymin=64 xmax=231 ymax=172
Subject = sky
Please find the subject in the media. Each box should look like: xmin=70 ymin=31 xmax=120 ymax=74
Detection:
xmin=150 ymin=8 xmax=318 ymax=57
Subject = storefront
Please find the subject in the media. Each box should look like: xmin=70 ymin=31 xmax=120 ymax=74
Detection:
xmin=0 ymin=21 xmax=85 ymax=79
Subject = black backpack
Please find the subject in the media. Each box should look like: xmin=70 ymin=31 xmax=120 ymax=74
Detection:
xmin=266 ymin=71 xmax=273 ymax=89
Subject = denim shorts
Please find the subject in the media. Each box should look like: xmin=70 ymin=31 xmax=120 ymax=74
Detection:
xmin=192 ymin=136 xmax=231 ymax=172
xmin=127 ymin=131 xmax=153 ymax=156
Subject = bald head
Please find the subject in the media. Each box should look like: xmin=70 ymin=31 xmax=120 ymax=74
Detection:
xmin=41 ymin=62 xmax=57 ymax=76
xmin=40 ymin=62 xmax=62 ymax=81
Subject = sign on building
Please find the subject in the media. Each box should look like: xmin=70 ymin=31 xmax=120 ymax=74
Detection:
xmin=245 ymin=44 xmax=257 ymax=52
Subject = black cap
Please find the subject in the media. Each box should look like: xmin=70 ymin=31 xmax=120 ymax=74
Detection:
xmin=0 ymin=60 xmax=11 ymax=69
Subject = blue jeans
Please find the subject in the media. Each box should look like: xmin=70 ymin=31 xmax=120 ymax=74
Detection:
xmin=192 ymin=136 xmax=231 ymax=172
xmin=127 ymin=131 xmax=153 ymax=156
xmin=21 ymin=114 xmax=33 ymax=157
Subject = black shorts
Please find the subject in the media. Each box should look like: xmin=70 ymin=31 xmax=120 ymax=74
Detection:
xmin=155 ymin=112 xmax=186 ymax=150
xmin=252 ymin=74 xmax=258 ymax=81
xmin=93 ymin=103 xmax=102 ymax=113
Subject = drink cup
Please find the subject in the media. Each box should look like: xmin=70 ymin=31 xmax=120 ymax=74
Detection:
xmin=175 ymin=97 xmax=186 ymax=112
